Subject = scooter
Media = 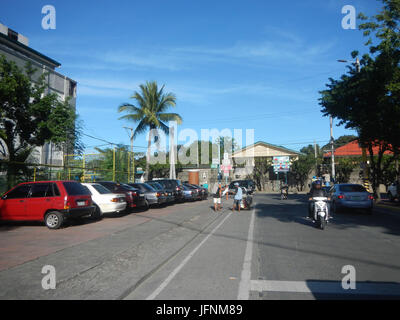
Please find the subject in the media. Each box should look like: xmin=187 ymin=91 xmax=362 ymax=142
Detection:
xmin=239 ymin=187 xmax=253 ymax=210
xmin=312 ymin=197 xmax=329 ymax=230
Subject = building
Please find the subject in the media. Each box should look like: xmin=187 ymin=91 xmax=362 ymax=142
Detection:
xmin=323 ymin=139 xmax=394 ymax=158
xmin=0 ymin=23 xmax=77 ymax=166
xmin=230 ymin=141 xmax=301 ymax=179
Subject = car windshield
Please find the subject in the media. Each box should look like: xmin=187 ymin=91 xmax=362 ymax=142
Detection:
xmin=339 ymin=185 xmax=367 ymax=193
xmin=92 ymin=184 xmax=112 ymax=194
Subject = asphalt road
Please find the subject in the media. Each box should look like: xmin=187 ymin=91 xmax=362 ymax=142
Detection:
xmin=0 ymin=194 xmax=399 ymax=300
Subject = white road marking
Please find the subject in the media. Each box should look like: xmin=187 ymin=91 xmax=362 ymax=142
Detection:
xmin=251 ymin=280 xmax=400 ymax=296
xmin=237 ymin=206 xmax=256 ymax=300
xmin=146 ymin=211 xmax=233 ymax=300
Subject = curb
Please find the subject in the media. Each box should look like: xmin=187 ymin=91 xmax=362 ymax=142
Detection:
xmin=375 ymin=203 xmax=400 ymax=213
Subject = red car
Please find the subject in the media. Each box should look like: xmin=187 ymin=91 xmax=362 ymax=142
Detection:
xmin=0 ymin=181 xmax=95 ymax=229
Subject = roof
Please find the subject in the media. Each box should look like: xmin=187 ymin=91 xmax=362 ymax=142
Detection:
xmin=232 ymin=141 xmax=301 ymax=158
xmin=0 ymin=31 xmax=61 ymax=68
xmin=323 ymin=140 xmax=394 ymax=157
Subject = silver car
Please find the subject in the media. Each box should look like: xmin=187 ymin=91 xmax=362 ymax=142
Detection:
xmin=330 ymin=184 xmax=374 ymax=214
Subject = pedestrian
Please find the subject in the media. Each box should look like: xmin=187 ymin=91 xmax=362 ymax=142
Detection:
xmin=213 ymin=183 xmax=222 ymax=212
xmin=232 ymin=182 xmax=243 ymax=212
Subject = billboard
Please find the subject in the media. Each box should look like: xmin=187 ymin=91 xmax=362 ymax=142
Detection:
xmin=272 ymin=156 xmax=290 ymax=172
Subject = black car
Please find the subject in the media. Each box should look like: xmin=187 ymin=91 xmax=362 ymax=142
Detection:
xmin=150 ymin=179 xmax=184 ymax=202
xmin=96 ymin=181 xmax=146 ymax=210
xmin=228 ymin=180 xmax=255 ymax=195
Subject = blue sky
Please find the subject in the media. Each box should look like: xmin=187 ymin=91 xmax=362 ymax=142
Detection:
xmin=1 ymin=0 xmax=382 ymax=154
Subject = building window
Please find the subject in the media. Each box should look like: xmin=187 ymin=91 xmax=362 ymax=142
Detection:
xmin=7 ymin=28 xmax=18 ymax=41
xmin=69 ymin=81 xmax=76 ymax=97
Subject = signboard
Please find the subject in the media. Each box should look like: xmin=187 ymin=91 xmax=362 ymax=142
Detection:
xmin=211 ymin=164 xmax=218 ymax=169
xmin=273 ymin=156 xmax=290 ymax=172
xmin=220 ymin=164 xmax=232 ymax=171
xmin=212 ymin=158 xmax=220 ymax=165
xmin=223 ymin=171 xmax=229 ymax=177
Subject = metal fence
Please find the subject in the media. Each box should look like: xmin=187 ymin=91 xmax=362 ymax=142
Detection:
xmin=0 ymin=150 xmax=135 ymax=193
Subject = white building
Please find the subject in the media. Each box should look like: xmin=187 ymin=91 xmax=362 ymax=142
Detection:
xmin=0 ymin=23 xmax=77 ymax=166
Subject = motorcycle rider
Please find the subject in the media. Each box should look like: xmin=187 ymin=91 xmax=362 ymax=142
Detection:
xmin=307 ymin=180 xmax=330 ymax=221
xmin=280 ymin=181 xmax=289 ymax=199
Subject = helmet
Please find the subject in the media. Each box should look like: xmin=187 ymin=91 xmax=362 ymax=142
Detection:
xmin=234 ymin=182 xmax=239 ymax=186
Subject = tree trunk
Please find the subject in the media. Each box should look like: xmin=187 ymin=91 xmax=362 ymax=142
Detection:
xmin=145 ymin=129 xmax=152 ymax=181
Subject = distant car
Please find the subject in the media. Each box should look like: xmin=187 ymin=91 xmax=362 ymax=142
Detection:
xmin=388 ymin=181 xmax=399 ymax=202
xmin=146 ymin=181 xmax=174 ymax=204
xmin=330 ymin=184 xmax=374 ymax=214
xmin=150 ymin=179 xmax=184 ymax=202
xmin=128 ymin=183 xmax=166 ymax=207
xmin=182 ymin=185 xmax=196 ymax=201
xmin=183 ymin=183 xmax=202 ymax=200
xmin=96 ymin=181 xmax=146 ymax=210
xmin=193 ymin=184 xmax=208 ymax=199
xmin=82 ymin=183 xmax=126 ymax=216
xmin=0 ymin=181 xmax=95 ymax=229
xmin=228 ymin=180 xmax=255 ymax=195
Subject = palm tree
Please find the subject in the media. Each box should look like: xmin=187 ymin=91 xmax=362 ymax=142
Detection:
xmin=118 ymin=81 xmax=182 ymax=180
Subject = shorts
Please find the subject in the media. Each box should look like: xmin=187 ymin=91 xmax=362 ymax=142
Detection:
xmin=234 ymin=199 xmax=241 ymax=205
xmin=213 ymin=198 xmax=221 ymax=204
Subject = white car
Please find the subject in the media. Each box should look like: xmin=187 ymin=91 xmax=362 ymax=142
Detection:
xmin=388 ymin=181 xmax=399 ymax=201
xmin=82 ymin=183 xmax=127 ymax=216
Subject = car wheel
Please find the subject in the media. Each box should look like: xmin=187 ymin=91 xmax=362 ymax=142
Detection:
xmin=144 ymin=200 xmax=149 ymax=211
xmin=91 ymin=205 xmax=102 ymax=220
xmin=45 ymin=211 xmax=64 ymax=229
xmin=388 ymin=192 xmax=394 ymax=202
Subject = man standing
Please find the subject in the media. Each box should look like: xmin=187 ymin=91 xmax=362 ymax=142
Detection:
xmin=232 ymin=182 xmax=243 ymax=212
xmin=213 ymin=183 xmax=222 ymax=212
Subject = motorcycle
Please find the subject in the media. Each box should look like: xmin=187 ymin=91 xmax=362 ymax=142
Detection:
xmin=311 ymin=197 xmax=329 ymax=230
xmin=239 ymin=187 xmax=253 ymax=210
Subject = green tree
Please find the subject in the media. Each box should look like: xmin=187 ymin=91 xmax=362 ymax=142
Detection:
xmin=289 ymin=155 xmax=315 ymax=191
xmin=319 ymin=0 xmax=400 ymax=198
xmin=0 ymin=55 xmax=80 ymax=189
xmin=118 ymin=81 xmax=182 ymax=180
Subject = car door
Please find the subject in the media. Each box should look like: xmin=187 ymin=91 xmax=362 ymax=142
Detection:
xmin=26 ymin=183 xmax=55 ymax=220
xmin=0 ymin=184 xmax=31 ymax=220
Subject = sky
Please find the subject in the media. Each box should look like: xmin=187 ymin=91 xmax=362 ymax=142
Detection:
xmin=1 ymin=0 xmax=383 ymax=155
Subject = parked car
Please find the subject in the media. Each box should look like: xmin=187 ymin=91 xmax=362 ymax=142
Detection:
xmin=388 ymin=181 xmax=399 ymax=202
xmin=183 ymin=183 xmax=202 ymax=200
xmin=150 ymin=179 xmax=184 ymax=202
xmin=82 ymin=183 xmax=126 ymax=216
xmin=146 ymin=181 xmax=174 ymax=204
xmin=228 ymin=180 xmax=255 ymax=195
xmin=128 ymin=183 xmax=166 ymax=207
xmin=193 ymin=184 xmax=208 ymax=199
xmin=182 ymin=185 xmax=196 ymax=201
xmin=330 ymin=183 xmax=374 ymax=214
xmin=0 ymin=181 xmax=95 ymax=229
xmin=96 ymin=181 xmax=146 ymax=210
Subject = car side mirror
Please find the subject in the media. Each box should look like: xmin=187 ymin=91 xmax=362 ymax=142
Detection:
xmin=1 ymin=194 xmax=7 ymax=200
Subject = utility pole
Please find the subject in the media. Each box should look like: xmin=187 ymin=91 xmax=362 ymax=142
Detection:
xmin=124 ymin=127 xmax=134 ymax=183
